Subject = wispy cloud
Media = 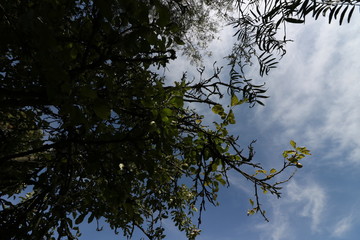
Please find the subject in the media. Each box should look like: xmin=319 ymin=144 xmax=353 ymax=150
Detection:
xmin=331 ymin=215 xmax=354 ymax=238
xmin=254 ymin=16 xmax=360 ymax=166
xmin=257 ymin=202 xmax=296 ymax=240
xmin=255 ymin=179 xmax=326 ymax=240
xmin=227 ymin=171 xmax=254 ymax=195
xmin=257 ymin=205 xmax=294 ymax=240
xmin=286 ymin=180 xmax=326 ymax=231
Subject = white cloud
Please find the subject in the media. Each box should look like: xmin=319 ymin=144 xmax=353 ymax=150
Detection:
xmin=255 ymin=179 xmax=326 ymax=240
xmin=257 ymin=206 xmax=294 ymax=240
xmin=254 ymin=16 xmax=360 ymax=165
xmin=227 ymin=171 xmax=254 ymax=195
xmin=332 ymin=215 xmax=353 ymax=237
xmin=286 ymin=180 xmax=326 ymax=231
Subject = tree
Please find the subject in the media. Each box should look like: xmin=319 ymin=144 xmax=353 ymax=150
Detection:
xmin=0 ymin=0 xmax=355 ymax=239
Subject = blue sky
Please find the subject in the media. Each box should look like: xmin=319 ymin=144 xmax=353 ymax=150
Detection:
xmin=80 ymin=14 xmax=360 ymax=240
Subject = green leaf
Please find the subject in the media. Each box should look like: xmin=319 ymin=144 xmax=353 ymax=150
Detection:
xmin=290 ymin=140 xmax=296 ymax=148
xmin=75 ymin=213 xmax=87 ymax=225
xmin=270 ymin=168 xmax=277 ymax=174
xmin=161 ymin=115 xmax=169 ymax=123
xmin=211 ymin=162 xmax=218 ymax=171
xmin=79 ymin=87 xmax=97 ymax=99
xmin=218 ymin=178 xmax=226 ymax=185
xmin=88 ymin=213 xmax=95 ymax=224
xmin=161 ymin=108 xmax=172 ymax=116
xmin=284 ymin=18 xmax=305 ymax=24
xmin=70 ymin=47 xmax=78 ymax=60
xmin=297 ymin=147 xmax=311 ymax=155
xmin=170 ymin=96 xmax=183 ymax=108
xmin=348 ymin=6 xmax=355 ymax=23
xmin=215 ymin=174 xmax=226 ymax=185
xmin=174 ymin=36 xmax=185 ymax=45
xmin=247 ymin=209 xmax=255 ymax=216
xmin=157 ymin=5 xmax=171 ymax=26
xmin=238 ymin=98 xmax=248 ymax=105
xmin=212 ymin=105 xmax=224 ymax=115
xmin=94 ymin=103 xmax=111 ymax=119
xmin=256 ymin=169 xmax=267 ymax=174
xmin=302 ymin=149 xmax=311 ymax=155
xmin=181 ymin=163 xmax=189 ymax=170
xmin=339 ymin=5 xmax=348 ymax=25
xmin=283 ymin=150 xmax=296 ymax=158
xmin=231 ymin=94 xmax=239 ymax=106
xmin=249 ymin=199 xmax=254 ymax=206
xmin=228 ymin=110 xmax=236 ymax=124
xmin=94 ymin=0 xmax=112 ymax=20
xmin=256 ymin=100 xmax=265 ymax=106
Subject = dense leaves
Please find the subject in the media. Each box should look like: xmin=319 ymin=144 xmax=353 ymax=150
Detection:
xmin=0 ymin=0 xmax=356 ymax=239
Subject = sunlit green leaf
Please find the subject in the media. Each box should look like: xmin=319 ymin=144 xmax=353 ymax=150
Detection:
xmin=270 ymin=168 xmax=277 ymax=174
xmin=161 ymin=108 xmax=172 ymax=116
xmin=170 ymin=96 xmax=184 ymax=108
xmin=231 ymin=94 xmax=239 ymax=106
xmin=247 ymin=209 xmax=255 ymax=216
xmin=256 ymin=169 xmax=267 ymax=174
xmin=212 ymin=105 xmax=224 ymax=114
xmin=228 ymin=110 xmax=236 ymax=124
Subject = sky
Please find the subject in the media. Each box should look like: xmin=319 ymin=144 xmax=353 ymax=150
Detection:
xmin=80 ymin=11 xmax=360 ymax=240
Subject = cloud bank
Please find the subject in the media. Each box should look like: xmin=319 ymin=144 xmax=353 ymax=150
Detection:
xmin=255 ymin=17 xmax=360 ymax=166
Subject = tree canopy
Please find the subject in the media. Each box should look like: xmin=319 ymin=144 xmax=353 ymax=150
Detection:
xmin=0 ymin=0 xmax=356 ymax=239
